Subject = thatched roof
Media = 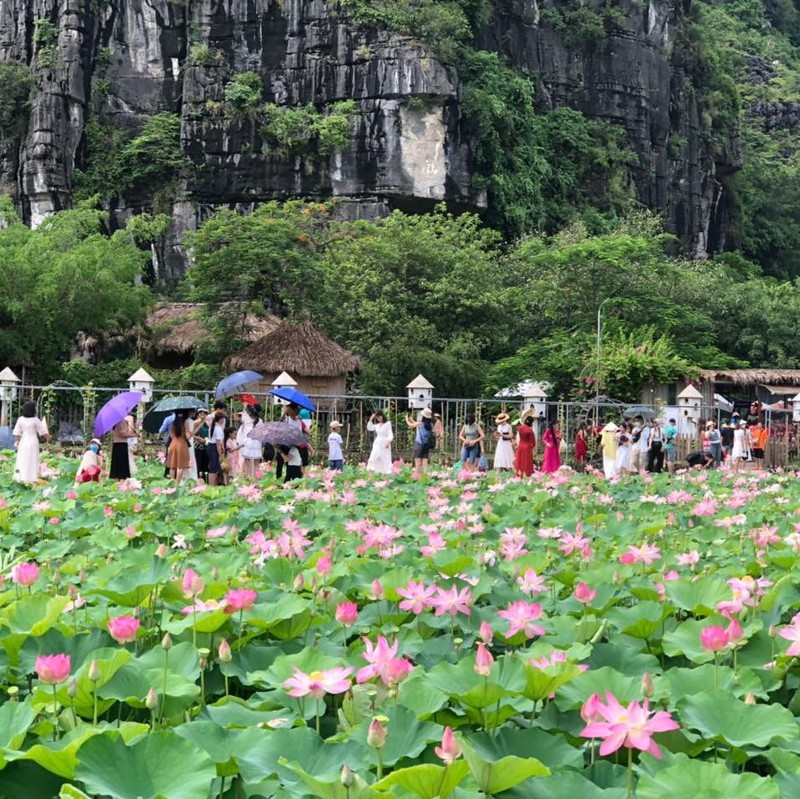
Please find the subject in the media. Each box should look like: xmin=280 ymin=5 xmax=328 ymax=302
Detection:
xmin=700 ymin=368 xmax=800 ymax=387
xmin=225 ymin=319 xmax=359 ymax=377
xmin=146 ymin=303 xmax=279 ymax=355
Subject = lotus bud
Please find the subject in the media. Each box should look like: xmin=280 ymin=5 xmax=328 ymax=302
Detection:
xmin=145 ymin=687 xmax=158 ymax=710
xmin=88 ymin=659 xmax=101 ymax=683
xmin=218 ymin=639 xmax=232 ymax=663
xmin=340 ymin=765 xmax=354 ymax=788
xmin=155 ymin=543 xmax=168 ymax=558
xmin=474 ymin=642 xmax=494 ymax=677
xmin=744 ymin=692 xmax=756 ymax=705
xmin=479 ymin=621 xmax=494 ymax=645
xmin=161 ymin=632 xmax=172 ymax=651
xmin=52 ymin=569 xmax=61 ymax=585
xmin=68 ymin=678 xmax=78 ymax=699
xmin=67 ymin=584 xmax=78 ymax=598
xmin=641 ymin=672 xmax=654 ymax=698
xmin=769 ymin=624 xmax=777 ymax=637
xmin=293 ymin=573 xmax=305 ymax=592
xmin=367 ymin=717 xmax=387 ymax=749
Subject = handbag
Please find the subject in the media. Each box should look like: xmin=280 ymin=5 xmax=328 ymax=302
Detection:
xmin=221 ymin=457 xmax=230 ymax=472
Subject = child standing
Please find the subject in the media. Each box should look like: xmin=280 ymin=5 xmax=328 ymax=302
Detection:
xmin=223 ymin=426 xmax=241 ymax=484
xmin=328 ymin=420 xmax=345 ymax=471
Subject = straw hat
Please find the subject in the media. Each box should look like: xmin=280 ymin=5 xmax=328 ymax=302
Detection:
xmin=519 ymin=407 xmax=535 ymax=422
xmin=421 ymin=408 xmax=433 ymax=419
xmin=90 ymin=438 xmax=102 ymax=447
xmin=330 ymin=420 xmax=342 ymax=429
xmin=495 ymin=412 xmax=510 ymax=424
xmin=602 ymin=422 xmax=619 ymax=433
xmin=706 ymin=421 xmax=714 ymax=429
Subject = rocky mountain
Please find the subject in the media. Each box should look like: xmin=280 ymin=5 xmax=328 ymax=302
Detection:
xmin=0 ymin=0 xmax=742 ymax=279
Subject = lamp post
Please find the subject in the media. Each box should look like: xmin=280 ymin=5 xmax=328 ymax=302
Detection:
xmin=595 ymin=297 xmax=617 ymax=423
xmin=0 ymin=367 xmax=20 ymax=428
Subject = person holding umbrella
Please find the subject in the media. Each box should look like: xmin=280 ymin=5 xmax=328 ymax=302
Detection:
xmin=277 ymin=403 xmax=305 ymax=482
xmin=110 ymin=416 xmax=137 ymax=480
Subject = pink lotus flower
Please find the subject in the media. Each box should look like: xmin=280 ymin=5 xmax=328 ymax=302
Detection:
xmin=479 ymin=621 xmax=494 ymax=645
xmin=620 ymin=542 xmax=661 ymax=566
xmin=581 ymin=692 xmax=604 ymax=724
xmin=397 ymin=580 xmax=436 ymax=614
xmin=223 ymin=589 xmax=258 ymax=613
xmin=108 ymin=616 xmax=140 ymax=644
xmin=699 ymin=626 xmax=729 ymax=652
xmin=11 ymin=562 xmax=39 ymax=587
xmin=435 ymin=726 xmax=462 ymax=765
xmin=474 ymin=642 xmax=494 ymax=676
xmin=282 ymin=666 xmax=353 ymax=698
xmin=335 ymin=601 xmax=358 ymax=626
xmin=574 ymin=582 xmax=596 ymax=604
xmin=35 ymin=654 xmax=71 ymax=685
xmin=429 ymin=585 xmax=473 ymax=617
xmin=579 ymin=692 xmax=679 ymax=758
xmin=181 ymin=598 xmax=223 ymax=615
xmin=516 ymin=569 xmax=548 ymax=596
xmin=356 ymin=635 xmax=412 ymax=686
xmin=181 ymin=568 xmax=204 ymax=598
xmin=779 ymin=612 xmax=800 ymax=656
xmin=676 ymin=551 xmax=700 ymax=567
xmin=498 ymin=601 xmax=546 ymax=639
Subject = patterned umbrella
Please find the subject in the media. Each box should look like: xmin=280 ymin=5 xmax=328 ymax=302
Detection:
xmin=248 ymin=421 xmax=308 ymax=448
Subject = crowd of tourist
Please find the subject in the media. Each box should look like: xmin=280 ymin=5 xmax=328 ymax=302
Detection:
xmin=10 ymin=397 xmax=775 ymax=486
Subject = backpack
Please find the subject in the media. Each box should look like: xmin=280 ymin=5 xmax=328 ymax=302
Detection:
xmin=631 ymin=428 xmax=642 ymax=444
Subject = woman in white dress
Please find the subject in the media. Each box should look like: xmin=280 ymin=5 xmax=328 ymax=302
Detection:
xmin=366 ymin=411 xmax=393 ymax=474
xmin=615 ymin=422 xmax=631 ymax=475
xmin=13 ymin=402 xmax=49 ymax=483
xmin=238 ymin=405 xmax=264 ymax=478
xmin=731 ymin=420 xmax=747 ymax=472
xmin=493 ymin=412 xmax=515 ymax=471
xmin=185 ymin=411 xmax=198 ymax=482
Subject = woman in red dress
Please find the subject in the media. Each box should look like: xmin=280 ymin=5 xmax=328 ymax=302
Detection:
xmin=514 ymin=411 xmax=536 ymax=477
xmin=541 ymin=421 xmax=562 ymax=473
xmin=575 ymin=422 xmax=589 ymax=469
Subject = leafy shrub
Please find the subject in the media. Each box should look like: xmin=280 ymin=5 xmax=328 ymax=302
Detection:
xmin=260 ymin=100 xmax=357 ymax=157
xmin=224 ymin=72 xmax=263 ymax=114
xmin=0 ymin=62 xmax=34 ymax=138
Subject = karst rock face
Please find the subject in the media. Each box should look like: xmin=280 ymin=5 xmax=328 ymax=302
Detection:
xmin=0 ymin=0 xmax=739 ymax=279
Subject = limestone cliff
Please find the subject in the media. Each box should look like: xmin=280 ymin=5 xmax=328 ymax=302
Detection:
xmin=0 ymin=0 xmax=739 ymax=279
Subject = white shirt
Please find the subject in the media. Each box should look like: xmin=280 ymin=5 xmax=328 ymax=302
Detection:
xmin=638 ymin=426 xmax=651 ymax=452
xmin=328 ymin=432 xmax=343 ymax=460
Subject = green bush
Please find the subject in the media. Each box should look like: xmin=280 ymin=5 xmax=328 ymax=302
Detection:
xmin=260 ymin=100 xmax=357 ymax=157
xmin=224 ymin=72 xmax=263 ymax=114
xmin=0 ymin=62 xmax=34 ymax=138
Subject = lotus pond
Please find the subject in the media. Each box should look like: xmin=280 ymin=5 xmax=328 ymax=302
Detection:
xmin=2 ymin=457 xmax=800 ymax=799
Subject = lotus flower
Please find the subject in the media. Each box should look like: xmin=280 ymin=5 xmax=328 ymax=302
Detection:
xmin=435 ymin=726 xmax=462 ymax=765
xmin=335 ymin=601 xmax=358 ymax=626
xmin=11 ymin=562 xmax=39 ymax=587
xmin=699 ymin=625 xmax=729 ymax=652
xmin=223 ymin=589 xmax=257 ymax=613
xmin=35 ymin=654 xmax=71 ymax=685
xmin=108 ymin=616 xmax=140 ymax=644
xmin=579 ymin=692 xmax=679 ymax=758
xmin=282 ymin=666 xmax=353 ymax=698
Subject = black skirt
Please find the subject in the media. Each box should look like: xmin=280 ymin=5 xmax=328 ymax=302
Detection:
xmin=109 ymin=442 xmax=131 ymax=480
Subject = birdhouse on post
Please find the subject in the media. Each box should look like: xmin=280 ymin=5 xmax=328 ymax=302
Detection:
xmin=271 ymin=371 xmax=297 ymax=406
xmin=677 ymin=384 xmax=703 ymax=421
xmin=0 ymin=367 xmax=20 ymax=428
xmin=127 ymin=368 xmax=155 ymax=403
xmin=522 ymin=382 xmax=548 ymax=419
xmin=407 ymin=374 xmax=433 ymax=410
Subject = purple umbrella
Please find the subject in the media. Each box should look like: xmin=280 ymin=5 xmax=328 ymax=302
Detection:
xmin=94 ymin=391 xmax=142 ymax=437
xmin=248 ymin=421 xmax=308 ymax=448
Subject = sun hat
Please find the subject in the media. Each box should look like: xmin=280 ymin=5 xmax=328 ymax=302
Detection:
xmin=739 ymin=420 xmax=747 ymax=427
xmin=495 ymin=412 xmax=510 ymax=424
xmin=519 ymin=407 xmax=535 ymax=422
xmin=421 ymin=408 xmax=433 ymax=419
xmin=330 ymin=420 xmax=342 ymax=429
xmin=706 ymin=421 xmax=714 ymax=429
xmin=90 ymin=438 xmax=102 ymax=447
xmin=603 ymin=422 xmax=619 ymax=433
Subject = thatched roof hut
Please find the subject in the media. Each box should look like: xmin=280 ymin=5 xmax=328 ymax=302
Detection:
xmin=146 ymin=303 xmax=279 ymax=367
xmin=225 ymin=319 xmax=359 ymax=397
xmin=698 ymin=369 xmax=800 ymax=387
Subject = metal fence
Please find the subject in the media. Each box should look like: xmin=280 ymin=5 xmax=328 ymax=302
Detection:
xmin=1 ymin=384 xmax=796 ymax=467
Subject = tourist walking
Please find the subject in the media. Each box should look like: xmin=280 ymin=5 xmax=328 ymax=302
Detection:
xmin=600 ymin=422 xmax=619 ymax=478
xmin=328 ymin=420 xmax=345 ymax=471
xmin=459 ymin=413 xmax=485 ymax=472
xmin=238 ymin=404 xmax=264 ymax=478
xmin=109 ymin=416 xmax=136 ymax=480
xmin=648 ymin=420 xmax=664 ymax=473
xmin=706 ymin=421 xmax=722 ymax=468
xmin=514 ymin=411 xmax=536 ymax=477
xmin=662 ymin=418 xmax=678 ymax=473
xmin=541 ymin=421 xmax=561 ymax=473
xmin=575 ymin=422 xmax=589 ymax=469
xmin=206 ymin=411 xmax=225 ymax=486
xmin=406 ymin=408 xmax=435 ymax=472
xmin=493 ymin=412 xmax=515 ymax=471
xmin=366 ymin=410 xmax=393 ymax=474
xmin=12 ymin=401 xmax=49 ymax=484
xmin=167 ymin=411 xmax=191 ymax=484
xmin=751 ymin=421 xmax=768 ymax=468
xmin=731 ymin=420 xmax=748 ymax=472
xmin=193 ymin=409 xmax=209 ymax=483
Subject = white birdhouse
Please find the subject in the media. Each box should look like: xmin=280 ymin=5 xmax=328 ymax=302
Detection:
xmin=522 ymin=382 xmax=548 ymax=418
xmin=677 ymin=384 xmax=703 ymax=420
xmin=271 ymin=371 xmax=297 ymax=405
xmin=407 ymin=374 xmax=434 ymax=410
xmin=0 ymin=367 xmax=20 ymax=403
xmin=128 ymin=368 xmax=155 ymax=403
xmin=792 ymin=392 xmax=800 ymax=423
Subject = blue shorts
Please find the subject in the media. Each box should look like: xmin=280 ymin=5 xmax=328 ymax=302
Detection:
xmin=462 ymin=444 xmax=480 ymax=464
xmin=207 ymin=446 xmax=221 ymax=474
xmin=328 ymin=459 xmax=344 ymax=471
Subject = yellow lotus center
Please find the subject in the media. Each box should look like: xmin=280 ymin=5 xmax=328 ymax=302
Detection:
xmin=309 ymin=671 xmax=324 ymax=680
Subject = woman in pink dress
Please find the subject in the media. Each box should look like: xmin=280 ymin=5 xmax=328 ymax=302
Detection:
xmin=575 ymin=422 xmax=589 ymax=469
xmin=541 ymin=421 xmax=562 ymax=473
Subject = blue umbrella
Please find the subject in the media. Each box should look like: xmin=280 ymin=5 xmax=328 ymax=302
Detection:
xmin=94 ymin=391 xmax=142 ymax=437
xmin=269 ymin=387 xmax=316 ymax=412
xmin=214 ymin=371 xmax=263 ymax=400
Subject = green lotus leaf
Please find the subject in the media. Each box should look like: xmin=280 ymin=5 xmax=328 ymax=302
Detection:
xmin=74 ymin=730 xmax=216 ymax=799
xmin=459 ymin=737 xmax=549 ymax=794
xmin=664 ymin=577 xmax=729 ymax=616
xmin=0 ymin=699 xmax=36 ymax=766
xmin=466 ymin=727 xmax=584 ymax=770
xmin=350 ymin=704 xmax=440 ymax=767
xmin=372 ymin=761 xmax=470 ymax=798
xmin=678 ymin=689 xmax=799 ymax=747
xmin=604 ymin=601 xmax=668 ymax=640
xmin=522 ymin=661 xmax=584 ymax=702
xmin=2 ymin=594 xmax=70 ymax=637
xmin=636 ymin=755 xmax=780 ymax=799
xmin=174 ymin=722 xmax=269 ymax=778
xmin=281 ymin=758 xmax=380 ymax=799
